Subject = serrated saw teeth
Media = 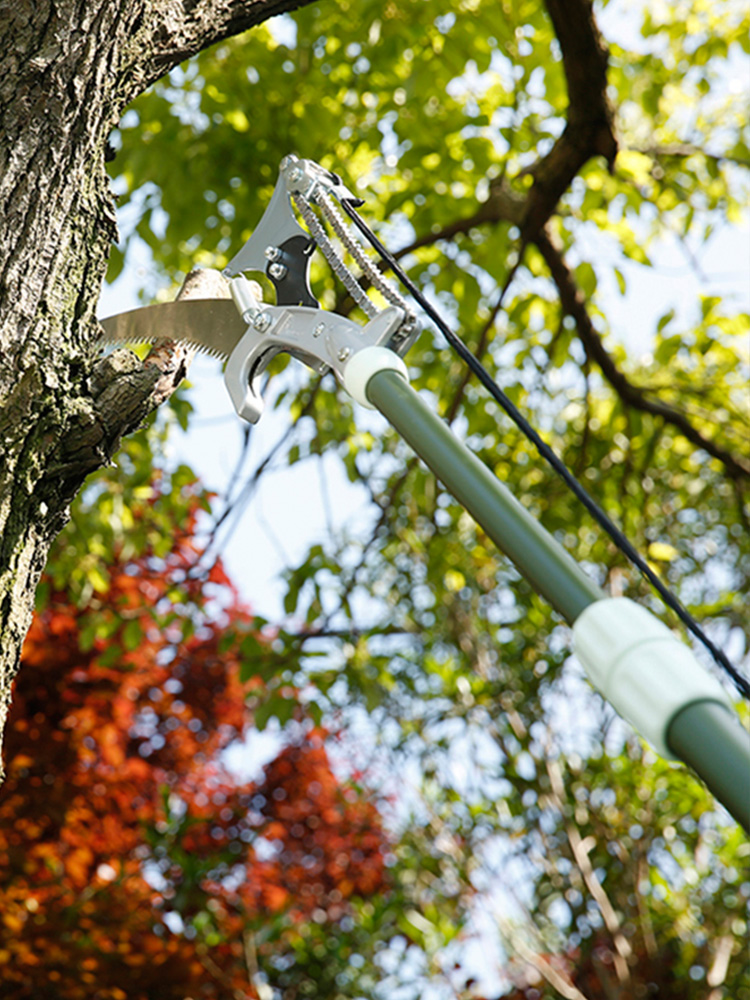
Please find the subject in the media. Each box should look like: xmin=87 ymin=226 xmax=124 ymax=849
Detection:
xmin=98 ymin=299 xmax=247 ymax=361
xmin=98 ymin=332 xmax=230 ymax=361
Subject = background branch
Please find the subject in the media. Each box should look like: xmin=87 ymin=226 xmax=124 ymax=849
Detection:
xmin=519 ymin=0 xmax=618 ymax=237
xmin=535 ymin=231 xmax=750 ymax=479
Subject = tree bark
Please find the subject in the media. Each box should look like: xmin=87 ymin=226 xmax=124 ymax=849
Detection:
xmin=0 ymin=0 xmax=314 ymax=777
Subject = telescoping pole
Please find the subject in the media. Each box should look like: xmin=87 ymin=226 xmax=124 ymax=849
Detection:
xmin=343 ymin=351 xmax=750 ymax=831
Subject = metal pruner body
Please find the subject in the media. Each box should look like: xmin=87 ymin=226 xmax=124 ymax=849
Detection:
xmin=221 ymin=154 xmax=418 ymax=421
xmin=100 ymin=154 xmax=419 ymax=423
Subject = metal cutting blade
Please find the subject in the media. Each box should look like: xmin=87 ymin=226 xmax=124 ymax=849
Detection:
xmin=98 ymin=299 xmax=247 ymax=361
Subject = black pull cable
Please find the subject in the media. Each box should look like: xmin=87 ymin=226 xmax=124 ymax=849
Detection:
xmin=341 ymin=200 xmax=750 ymax=701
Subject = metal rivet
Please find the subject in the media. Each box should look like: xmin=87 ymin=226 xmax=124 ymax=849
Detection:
xmin=264 ymin=245 xmax=282 ymax=262
xmin=337 ymin=347 xmax=351 ymax=362
xmin=313 ymin=322 xmax=325 ymax=337
xmin=268 ymin=262 xmax=288 ymax=280
xmin=288 ymin=167 xmax=304 ymax=184
xmin=253 ymin=312 xmax=272 ymax=332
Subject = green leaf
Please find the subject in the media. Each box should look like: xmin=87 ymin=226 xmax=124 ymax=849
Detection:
xmin=122 ymin=619 xmax=143 ymax=652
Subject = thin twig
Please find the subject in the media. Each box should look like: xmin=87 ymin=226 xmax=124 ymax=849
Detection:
xmin=445 ymin=246 xmax=527 ymax=425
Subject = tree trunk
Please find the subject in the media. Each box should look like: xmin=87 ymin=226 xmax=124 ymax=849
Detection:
xmin=0 ymin=0 xmax=314 ymax=777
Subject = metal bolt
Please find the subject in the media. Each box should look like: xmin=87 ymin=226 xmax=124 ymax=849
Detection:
xmin=288 ymin=166 xmax=304 ymax=184
xmin=313 ymin=322 xmax=325 ymax=337
xmin=264 ymin=245 xmax=282 ymax=262
xmin=337 ymin=347 xmax=351 ymax=362
xmin=268 ymin=262 xmax=288 ymax=280
xmin=253 ymin=312 xmax=273 ymax=333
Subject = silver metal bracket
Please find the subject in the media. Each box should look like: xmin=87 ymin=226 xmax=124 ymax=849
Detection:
xmin=221 ymin=154 xmax=422 ymax=423
xmin=223 ymin=154 xmax=363 ymax=310
xmin=103 ymin=154 xmax=421 ymax=425
xmin=224 ymin=274 xmax=405 ymax=423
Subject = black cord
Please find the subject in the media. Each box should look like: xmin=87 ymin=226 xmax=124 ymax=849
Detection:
xmin=341 ymin=200 xmax=750 ymax=701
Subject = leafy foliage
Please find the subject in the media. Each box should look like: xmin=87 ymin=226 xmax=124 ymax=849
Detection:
xmin=0 ymin=453 xmax=399 ymax=999
xmin=27 ymin=0 xmax=750 ymax=994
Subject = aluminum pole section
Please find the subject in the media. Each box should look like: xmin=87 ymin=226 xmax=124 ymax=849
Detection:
xmin=364 ymin=367 xmax=750 ymax=831
xmin=667 ymin=702 xmax=750 ymax=831
xmin=365 ymin=369 xmax=604 ymax=624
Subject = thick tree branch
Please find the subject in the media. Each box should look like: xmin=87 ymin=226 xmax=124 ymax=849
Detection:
xmin=380 ymin=151 xmax=748 ymax=482
xmin=519 ymin=0 xmax=617 ymax=237
xmin=134 ymin=0 xmax=318 ymax=92
xmin=535 ymin=230 xmax=750 ymax=479
xmin=48 ymin=268 xmax=230 ymax=504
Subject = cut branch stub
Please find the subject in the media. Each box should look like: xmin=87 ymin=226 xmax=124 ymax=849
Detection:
xmin=51 ymin=268 xmax=231 ymax=505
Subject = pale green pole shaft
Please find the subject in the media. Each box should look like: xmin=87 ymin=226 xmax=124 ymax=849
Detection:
xmin=365 ymin=368 xmax=750 ymax=831
xmin=667 ymin=703 xmax=750 ymax=830
xmin=365 ymin=370 xmax=603 ymax=623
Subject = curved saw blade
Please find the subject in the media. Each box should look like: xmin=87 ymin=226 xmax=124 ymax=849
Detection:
xmin=98 ymin=299 xmax=247 ymax=361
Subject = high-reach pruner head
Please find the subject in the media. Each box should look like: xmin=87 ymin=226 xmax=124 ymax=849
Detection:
xmin=100 ymin=155 xmax=419 ymax=424
xmin=219 ymin=153 xmax=419 ymax=422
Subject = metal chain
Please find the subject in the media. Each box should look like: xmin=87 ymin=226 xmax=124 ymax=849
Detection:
xmin=292 ymin=193 xmax=378 ymax=319
xmin=314 ymin=189 xmax=415 ymax=325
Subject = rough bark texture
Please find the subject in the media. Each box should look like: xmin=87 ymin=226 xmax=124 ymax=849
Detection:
xmin=0 ymin=0 xmax=314 ymax=777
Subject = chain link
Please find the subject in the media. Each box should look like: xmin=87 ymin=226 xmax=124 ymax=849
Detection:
xmin=292 ymin=190 xmax=416 ymax=343
xmin=292 ymin=193 xmax=378 ymax=319
xmin=314 ymin=189 xmax=415 ymax=326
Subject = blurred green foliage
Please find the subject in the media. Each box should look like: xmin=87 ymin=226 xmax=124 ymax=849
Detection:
xmin=100 ymin=0 xmax=750 ymax=995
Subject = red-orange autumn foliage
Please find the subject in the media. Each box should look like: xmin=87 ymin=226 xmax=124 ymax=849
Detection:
xmin=0 ymin=489 xmax=388 ymax=999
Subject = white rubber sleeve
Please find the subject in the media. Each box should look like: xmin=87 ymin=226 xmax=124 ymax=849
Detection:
xmin=572 ymin=597 xmax=732 ymax=758
xmin=342 ymin=346 xmax=408 ymax=409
